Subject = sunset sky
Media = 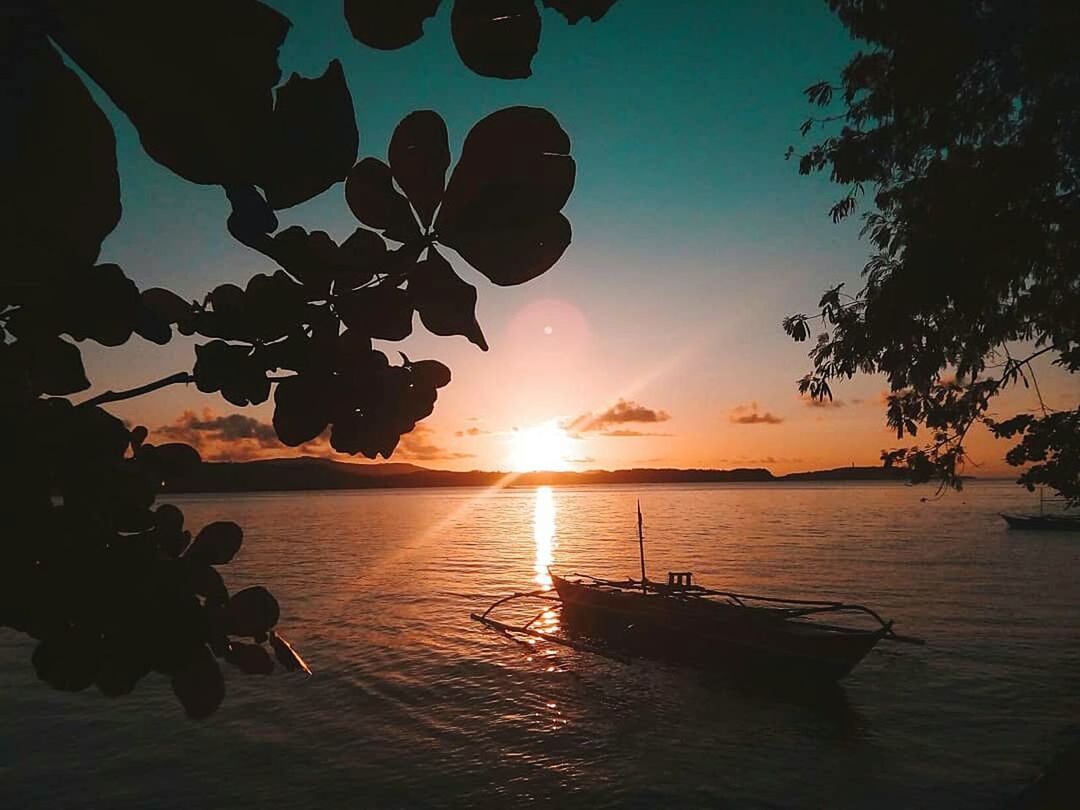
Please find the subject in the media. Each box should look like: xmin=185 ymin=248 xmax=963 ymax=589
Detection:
xmin=80 ymin=0 xmax=1076 ymax=474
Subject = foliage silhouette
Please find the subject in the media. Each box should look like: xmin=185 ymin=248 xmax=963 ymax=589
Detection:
xmin=784 ymin=0 xmax=1079 ymax=505
xmin=344 ymin=0 xmax=617 ymax=78
xmin=4 ymin=0 xmax=596 ymax=715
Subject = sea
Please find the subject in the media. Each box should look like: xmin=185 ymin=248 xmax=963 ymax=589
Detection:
xmin=3 ymin=481 xmax=1079 ymax=809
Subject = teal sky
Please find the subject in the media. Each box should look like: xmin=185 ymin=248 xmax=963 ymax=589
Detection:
xmin=81 ymin=1 xmax=1071 ymax=472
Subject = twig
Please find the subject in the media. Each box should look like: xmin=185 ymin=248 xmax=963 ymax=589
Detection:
xmin=79 ymin=371 xmax=194 ymax=408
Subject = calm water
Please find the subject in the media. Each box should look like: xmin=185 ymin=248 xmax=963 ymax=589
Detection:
xmin=4 ymin=481 xmax=1080 ymax=808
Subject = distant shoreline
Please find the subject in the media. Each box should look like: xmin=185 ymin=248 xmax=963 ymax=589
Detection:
xmin=160 ymin=457 xmax=959 ymax=495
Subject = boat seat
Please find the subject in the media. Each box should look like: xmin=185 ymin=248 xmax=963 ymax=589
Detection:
xmin=667 ymin=571 xmax=693 ymax=589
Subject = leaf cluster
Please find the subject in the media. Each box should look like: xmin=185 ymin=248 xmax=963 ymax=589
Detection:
xmin=785 ymin=0 xmax=1079 ymax=501
xmin=4 ymin=0 xmax=601 ymax=714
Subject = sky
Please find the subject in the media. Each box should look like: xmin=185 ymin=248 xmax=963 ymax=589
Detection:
xmin=80 ymin=0 xmax=1076 ymax=474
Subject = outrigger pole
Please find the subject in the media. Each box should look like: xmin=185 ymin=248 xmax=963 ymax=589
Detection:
xmin=637 ymin=500 xmax=647 ymax=594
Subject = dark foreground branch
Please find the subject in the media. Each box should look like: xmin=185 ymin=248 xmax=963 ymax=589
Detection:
xmin=79 ymin=372 xmax=195 ymax=408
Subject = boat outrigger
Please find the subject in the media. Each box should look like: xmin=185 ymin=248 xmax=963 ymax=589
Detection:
xmin=472 ymin=502 xmax=923 ymax=682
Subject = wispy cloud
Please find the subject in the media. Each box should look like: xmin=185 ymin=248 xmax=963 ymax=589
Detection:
xmin=455 ymin=426 xmax=490 ymax=437
xmin=154 ymin=409 xmax=331 ymax=461
xmin=565 ymin=399 xmax=672 ymax=437
xmin=393 ymin=424 xmax=475 ymax=461
xmin=800 ymin=395 xmax=845 ymax=409
xmin=728 ymin=402 xmax=783 ymax=425
xmin=154 ymin=410 xmax=471 ymax=463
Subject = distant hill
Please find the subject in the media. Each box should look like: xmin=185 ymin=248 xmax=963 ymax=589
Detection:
xmin=162 ymin=458 xmax=910 ymax=494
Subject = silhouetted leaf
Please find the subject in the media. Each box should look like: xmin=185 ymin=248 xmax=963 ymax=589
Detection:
xmin=189 ymin=563 xmax=229 ymax=608
xmin=451 ymin=0 xmax=541 ymax=79
xmin=63 ymin=264 xmax=141 ymax=346
xmin=345 ymin=158 xmax=421 ymax=243
xmin=262 ymin=61 xmax=359 ymax=210
xmin=439 ymin=106 xmax=574 ymax=235
xmin=171 ymin=645 xmax=224 ymax=719
xmin=389 ymin=111 xmax=450 ymax=229
xmin=9 ymin=34 xmax=119 ymax=280
xmin=542 ymin=0 xmax=618 ymax=23
xmin=336 ymin=285 xmax=414 ymax=341
xmin=225 ymin=184 xmax=279 ymax=249
xmin=447 ymin=212 xmax=571 ymax=286
xmin=273 ymin=375 xmax=331 ymax=446
xmin=335 ymin=228 xmax=387 ymax=291
xmin=132 ymin=304 xmax=173 ymax=345
xmin=223 ymin=586 xmax=280 ymax=637
xmin=408 ymin=359 xmax=452 ymax=389
xmin=193 ymin=341 xmax=270 ymax=406
xmin=96 ymin=640 xmax=151 ymax=697
xmin=344 ymin=0 xmax=441 ymax=49
xmin=24 ymin=336 xmax=90 ymax=395
xmin=32 ymin=633 xmax=101 ymax=692
xmin=188 ymin=521 xmax=243 ymax=565
xmin=269 ymin=631 xmax=311 ymax=674
xmin=153 ymin=442 xmax=203 ymax=474
xmin=225 ymin=642 xmax=275 ymax=675
xmin=410 ymin=251 xmax=488 ymax=349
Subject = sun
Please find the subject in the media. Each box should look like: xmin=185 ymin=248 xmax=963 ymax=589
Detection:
xmin=508 ymin=421 xmax=575 ymax=472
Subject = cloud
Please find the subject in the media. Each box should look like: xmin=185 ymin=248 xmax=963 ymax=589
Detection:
xmin=454 ymin=426 xmax=489 ymax=437
xmin=728 ymin=402 xmax=783 ymax=425
xmin=565 ymin=399 xmax=672 ymax=435
xmin=154 ymin=409 xmax=331 ymax=461
xmin=801 ymin=395 xmax=845 ymax=408
xmin=600 ymin=429 xmax=672 ymax=437
xmin=154 ymin=410 xmax=472 ymax=463
xmin=395 ymin=425 xmax=475 ymax=461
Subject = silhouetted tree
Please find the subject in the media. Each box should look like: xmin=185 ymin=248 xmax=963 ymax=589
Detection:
xmin=784 ymin=0 xmax=1079 ymax=505
xmin=3 ymin=0 xmax=609 ymax=716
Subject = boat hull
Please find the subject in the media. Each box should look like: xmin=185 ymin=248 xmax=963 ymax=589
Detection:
xmin=1001 ymin=513 xmax=1080 ymax=532
xmin=552 ymin=575 xmax=885 ymax=682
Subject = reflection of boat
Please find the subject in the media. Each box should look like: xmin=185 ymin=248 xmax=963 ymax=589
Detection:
xmin=1000 ymin=512 xmax=1080 ymax=532
xmin=472 ymin=503 xmax=923 ymax=682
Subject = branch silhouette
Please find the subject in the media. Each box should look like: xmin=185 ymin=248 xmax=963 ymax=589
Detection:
xmin=5 ymin=0 xmax=612 ymax=716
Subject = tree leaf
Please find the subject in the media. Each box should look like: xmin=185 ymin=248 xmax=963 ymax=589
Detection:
xmin=225 ymin=642 xmax=275 ymax=675
xmin=334 ymin=228 xmax=387 ymax=291
xmin=437 ymin=106 xmax=574 ymax=237
xmin=188 ymin=521 xmax=243 ymax=565
xmin=344 ymin=0 xmax=441 ymax=50
xmin=450 ymin=0 xmax=541 ymax=79
xmin=273 ymin=375 xmax=331 ymax=446
xmin=389 ymin=110 xmax=450 ymax=229
xmin=269 ymin=631 xmax=311 ymax=674
xmin=171 ymin=645 xmax=225 ymax=719
xmin=444 ymin=212 xmax=571 ymax=286
xmin=32 ymin=633 xmax=101 ymax=692
xmin=335 ymin=285 xmax=414 ymax=341
xmin=223 ymin=586 xmax=280 ymax=637
xmin=345 ymin=158 xmax=421 ymax=243
xmin=9 ymin=34 xmax=120 ymax=281
xmin=261 ymin=60 xmax=359 ymax=210
xmin=542 ymin=0 xmax=618 ymax=24
xmin=48 ymin=0 xmax=290 ymax=186
xmin=408 ymin=359 xmax=452 ymax=389
xmin=24 ymin=336 xmax=91 ymax=396
xmin=409 ymin=250 xmax=488 ymax=349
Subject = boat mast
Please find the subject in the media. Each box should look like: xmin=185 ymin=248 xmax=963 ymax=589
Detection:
xmin=637 ymin=500 xmax=647 ymax=593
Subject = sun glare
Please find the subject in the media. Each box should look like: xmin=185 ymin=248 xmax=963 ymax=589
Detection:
xmin=508 ymin=421 xmax=575 ymax=472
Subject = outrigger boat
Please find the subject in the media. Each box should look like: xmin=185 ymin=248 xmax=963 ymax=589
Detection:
xmin=472 ymin=502 xmax=923 ymax=682
xmin=1000 ymin=488 xmax=1080 ymax=531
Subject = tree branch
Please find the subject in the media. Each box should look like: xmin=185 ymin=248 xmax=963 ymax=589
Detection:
xmin=79 ymin=372 xmax=194 ymax=408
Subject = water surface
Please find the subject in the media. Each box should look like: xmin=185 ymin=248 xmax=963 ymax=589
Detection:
xmin=4 ymin=481 xmax=1080 ymax=808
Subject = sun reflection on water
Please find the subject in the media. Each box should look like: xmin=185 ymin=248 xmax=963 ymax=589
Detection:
xmin=533 ymin=486 xmax=556 ymax=590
